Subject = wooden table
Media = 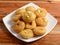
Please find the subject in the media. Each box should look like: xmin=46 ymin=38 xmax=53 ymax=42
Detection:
xmin=0 ymin=1 xmax=60 ymax=45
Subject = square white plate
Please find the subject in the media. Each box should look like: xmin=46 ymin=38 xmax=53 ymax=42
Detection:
xmin=2 ymin=2 xmax=57 ymax=42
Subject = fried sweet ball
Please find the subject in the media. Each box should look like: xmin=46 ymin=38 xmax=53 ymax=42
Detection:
xmin=33 ymin=27 xmax=46 ymax=36
xmin=35 ymin=8 xmax=47 ymax=17
xmin=22 ymin=11 xmax=36 ymax=23
xmin=26 ymin=21 xmax=36 ymax=29
xmin=12 ymin=14 xmax=21 ymax=22
xmin=19 ymin=29 xmax=34 ymax=39
xmin=12 ymin=20 xmax=25 ymax=33
xmin=26 ymin=6 xmax=36 ymax=12
xmin=36 ymin=17 xmax=48 ymax=26
xmin=16 ymin=8 xmax=26 ymax=15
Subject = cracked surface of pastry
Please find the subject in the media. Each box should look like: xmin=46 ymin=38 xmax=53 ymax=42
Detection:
xmin=12 ymin=20 xmax=25 ymax=33
xmin=22 ymin=11 xmax=36 ymax=23
xmin=26 ymin=6 xmax=36 ymax=12
xmin=16 ymin=8 xmax=26 ymax=15
xmin=26 ymin=21 xmax=36 ymax=29
xmin=35 ymin=8 xmax=47 ymax=17
xmin=36 ymin=17 xmax=48 ymax=26
xmin=12 ymin=14 xmax=21 ymax=22
xmin=33 ymin=27 xmax=46 ymax=36
xmin=19 ymin=29 xmax=34 ymax=39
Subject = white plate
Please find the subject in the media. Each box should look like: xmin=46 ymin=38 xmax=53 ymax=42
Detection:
xmin=2 ymin=2 xmax=57 ymax=42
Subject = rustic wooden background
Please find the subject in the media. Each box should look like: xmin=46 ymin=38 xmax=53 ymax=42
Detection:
xmin=0 ymin=1 xmax=60 ymax=45
xmin=0 ymin=0 xmax=60 ymax=1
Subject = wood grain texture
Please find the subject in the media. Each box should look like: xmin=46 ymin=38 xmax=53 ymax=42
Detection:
xmin=0 ymin=1 xmax=60 ymax=45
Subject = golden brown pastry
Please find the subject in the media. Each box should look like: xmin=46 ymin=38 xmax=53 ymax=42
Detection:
xmin=11 ymin=6 xmax=48 ymax=39
xmin=19 ymin=29 xmax=34 ymax=39
xmin=12 ymin=20 xmax=25 ymax=33
xmin=35 ymin=8 xmax=47 ymax=17
xmin=33 ymin=27 xmax=46 ymax=36
xmin=26 ymin=6 xmax=36 ymax=12
xmin=36 ymin=17 xmax=48 ymax=26
xmin=12 ymin=14 xmax=21 ymax=22
xmin=22 ymin=11 xmax=36 ymax=23
xmin=16 ymin=8 xmax=26 ymax=15
xmin=26 ymin=21 xmax=36 ymax=29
